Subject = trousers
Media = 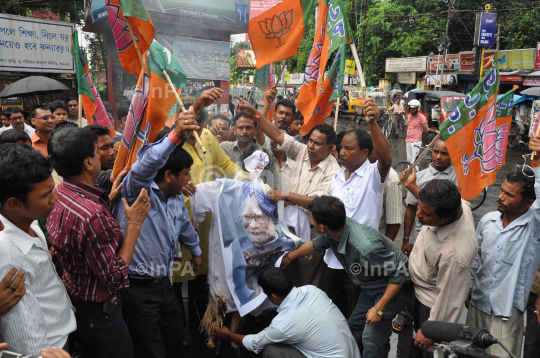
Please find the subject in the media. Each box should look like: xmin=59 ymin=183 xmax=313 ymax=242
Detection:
xmin=122 ymin=277 xmax=185 ymax=358
xmin=348 ymin=283 xmax=412 ymax=358
xmin=320 ymin=263 xmax=361 ymax=318
xmin=409 ymin=298 xmax=432 ymax=358
xmin=525 ymin=292 xmax=540 ymax=358
xmin=263 ymin=344 xmax=307 ymax=358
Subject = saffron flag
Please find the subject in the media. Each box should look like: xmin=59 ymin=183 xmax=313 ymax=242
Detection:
xmin=106 ymin=0 xmax=155 ymax=75
xmin=248 ymin=0 xmax=317 ymax=69
xmin=495 ymin=86 xmax=519 ymax=169
xmin=439 ymin=63 xmax=500 ymax=200
xmin=113 ymin=40 xmax=187 ymax=179
xmin=71 ymin=29 xmax=115 ymax=135
xmin=296 ymin=0 xmax=351 ymax=136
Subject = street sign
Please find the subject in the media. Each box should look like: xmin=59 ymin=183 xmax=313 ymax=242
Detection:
xmin=345 ymin=59 xmax=355 ymax=75
xmin=476 ymin=12 xmax=497 ymax=47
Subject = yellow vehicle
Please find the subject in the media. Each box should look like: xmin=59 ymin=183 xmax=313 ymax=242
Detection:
xmin=344 ymin=86 xmax=365 ymax=123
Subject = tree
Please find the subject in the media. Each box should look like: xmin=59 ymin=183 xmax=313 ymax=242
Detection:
xmin=2 ymin=0 xmax=84 ymax=25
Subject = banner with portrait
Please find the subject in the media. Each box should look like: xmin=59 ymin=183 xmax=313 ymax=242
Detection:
xmin=192 ymin=179 xmax=309 ymax=316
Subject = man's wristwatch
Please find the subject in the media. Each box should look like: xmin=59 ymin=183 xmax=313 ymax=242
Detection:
xmin=374 ymin=305 xmax=384 ymax=316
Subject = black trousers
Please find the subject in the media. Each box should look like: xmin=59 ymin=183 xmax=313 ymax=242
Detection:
xmin=122 ymin=277 xmax=185 ymax=358
xmin=409 ymin=298 xmax=432 ymax=358
xmin=320 ymin=262 xmax=361 ymax=319
xmin=71 ymin=294 xmax=134 ymax=358
xmin=525 ymin=292 xmax=540 ymax=358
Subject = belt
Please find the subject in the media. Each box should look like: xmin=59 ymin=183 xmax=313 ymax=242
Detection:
xmin=128 ymin=275 xmax=166 ymax=286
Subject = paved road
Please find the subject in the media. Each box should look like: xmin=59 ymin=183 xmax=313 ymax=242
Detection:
xmin=184 ymin=114 xmax=529 ymax=357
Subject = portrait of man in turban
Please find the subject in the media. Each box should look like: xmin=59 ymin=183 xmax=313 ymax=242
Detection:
xmin=229 ymin=181 xmax=295 ymax=305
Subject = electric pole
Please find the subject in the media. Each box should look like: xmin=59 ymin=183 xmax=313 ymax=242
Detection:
xmin=438 ymin=0 xmax=453 ymax=91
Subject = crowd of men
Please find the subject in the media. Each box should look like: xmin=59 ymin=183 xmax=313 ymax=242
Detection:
xmin=0 ymin=87 xmax=539 ymax=358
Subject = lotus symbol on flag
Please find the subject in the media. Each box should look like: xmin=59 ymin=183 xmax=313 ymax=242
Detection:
xmin=258 ymin=10 xmax=293 ymax=48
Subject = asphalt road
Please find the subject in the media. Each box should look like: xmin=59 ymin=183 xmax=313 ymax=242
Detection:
xmin=183 ymin=113 xmax=529 ymax=357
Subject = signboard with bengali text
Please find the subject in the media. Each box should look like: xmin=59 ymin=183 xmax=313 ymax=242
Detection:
xmin=0 ymin=13 xmax=75 ymax=73
xmin=397 ymin=72 xmax=416 ymax=84
xmin=173 ymin=36 xmax=230 ymax=81
xmin=524 ymin=77 xmax=540 ymax=86
xmin=385 ymin=57 xmax=426 ymax=73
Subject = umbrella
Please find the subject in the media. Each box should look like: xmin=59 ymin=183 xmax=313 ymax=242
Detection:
xmin=0 ymin=76 xmax=70 ymax=98
xmin=520 ymin=87 xmax=540 ymax=97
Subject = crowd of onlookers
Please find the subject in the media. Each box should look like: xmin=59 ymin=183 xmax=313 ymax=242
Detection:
xmin=0 ymin=87 xmax=540 ymax=358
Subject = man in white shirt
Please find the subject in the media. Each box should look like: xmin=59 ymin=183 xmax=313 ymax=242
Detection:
xmin=323 ymin=108 xmax=392 ymax=317
xmin=0 ymin=144 xmax=76 ymax=356
xmin=272 ymin=126 xmax=296 ymax=192
xmin=213 ymin=267 xmax=360 ymax=358
xmin=1 ymin=107 xmax=35 ymax=137
xmin=65 ymin=96 xmax=88 ymax=127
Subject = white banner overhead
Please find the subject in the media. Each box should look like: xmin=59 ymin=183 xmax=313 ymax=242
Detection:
xmin=0 ymin=13 xmax=75 ymax=73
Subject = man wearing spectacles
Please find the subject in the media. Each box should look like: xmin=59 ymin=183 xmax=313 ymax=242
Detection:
xmin=30 ymin=105 xmax=54 ymax=156
xmin=465 ymin=136 xmax=540 ymax=358
xmin=0 ymin=107 xmax=35 ymax=137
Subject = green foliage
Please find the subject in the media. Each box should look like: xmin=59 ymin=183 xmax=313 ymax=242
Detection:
xmin=1 ymin=0 xmax=85 ymax=25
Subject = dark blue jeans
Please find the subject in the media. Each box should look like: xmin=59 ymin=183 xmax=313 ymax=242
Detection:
xmin=525 ymin=292 xmax=540 ymax=358
xmin=409 ymin=298 xmax=432 ymax=358
xmin=348 ymin=283 xmax=412 ymax=358
xmin=72 ymin=294 xmax=134 ymax=358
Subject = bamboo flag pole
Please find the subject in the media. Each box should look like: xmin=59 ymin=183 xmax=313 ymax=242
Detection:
xmin=333 ymin=97 xmax=340 ymax=131
xmin=399 ymin=132 xmax=442 ymax=185
xmin=349 ymin=43 xmax=373 ymax=121
xmin=161 ymin=70 xmax=207 ymax=153
xmin=78 ymin=93 xmax=83 ymax=128
xmin=125 ymin=20 xmax=206 ymax=153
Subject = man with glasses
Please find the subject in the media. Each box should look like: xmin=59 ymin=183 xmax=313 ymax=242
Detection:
xmin=30 ymin=105 xmax=54 ymax=156
xmin=465 ymin=138 xmax=540 ymax=358
xmin=1 ymin=107 xmax=35 ymax=136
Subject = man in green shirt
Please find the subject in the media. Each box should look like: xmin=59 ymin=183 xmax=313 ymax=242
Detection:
xmin=281 ymin=196 xmax=411 ymax=358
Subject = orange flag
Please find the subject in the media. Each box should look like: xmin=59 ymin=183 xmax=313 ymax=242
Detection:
xmin=249 ymin=0 xmax=317 ymax=69
xmin=106 ymin=0 xmax=155 ymax=75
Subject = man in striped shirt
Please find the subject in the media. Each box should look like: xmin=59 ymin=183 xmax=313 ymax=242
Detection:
xmin=0 ymin=144 xmax=76 ymax=356
xmin=47 ymin=127 xmax=152 ymax=358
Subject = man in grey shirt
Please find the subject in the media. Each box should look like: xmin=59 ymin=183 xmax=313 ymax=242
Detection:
xmin=220 ymin=112 xmax=275 ymax=185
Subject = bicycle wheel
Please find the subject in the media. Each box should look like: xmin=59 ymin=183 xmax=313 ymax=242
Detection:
xmin=384 ymin=118 xmax=393 ymax=138
xmin=393 ymin=161 xmax=411 ymax=200
xmin=468 ymin=188 xmax=487 ymax=211
xmin=397 ymin=115 xmax=405 ymax=133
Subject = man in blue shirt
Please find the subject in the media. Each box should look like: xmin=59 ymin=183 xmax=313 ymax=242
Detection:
xmin=213 ymin=267 xmax=360 ymax=358
xmin=113 ymin=107 xmax=203 ymax=358
xmin=466 ymin=135 xmax=540 ymax=358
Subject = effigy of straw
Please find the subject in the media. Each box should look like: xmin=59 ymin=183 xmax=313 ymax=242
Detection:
xmin=199 ymin=294 xmax=227 ymax=348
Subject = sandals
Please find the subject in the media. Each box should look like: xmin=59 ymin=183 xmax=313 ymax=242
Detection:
xmin=392 ymin=315 xmax=407 ymax=332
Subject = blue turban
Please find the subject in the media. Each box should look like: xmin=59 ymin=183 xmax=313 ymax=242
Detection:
xmin=242 ymin=181 xmax=277 ymax=222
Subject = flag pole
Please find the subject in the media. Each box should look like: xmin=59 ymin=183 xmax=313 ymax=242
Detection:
xmin=333 ymin=98 xmax=340 ymax=131
xmin=399 ymin=132 xmax=442 ymax=185
xmin=126 ymin=20 xmax=145 ymax=67
xmin=349 ymin=43 xmax=373 ymax=121
xmin=78 ymin=93 xmax=83 ymax=128
xmin=161 ymin=70 xmax=207 ymax=154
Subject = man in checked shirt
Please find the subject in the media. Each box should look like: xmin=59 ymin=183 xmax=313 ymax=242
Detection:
xmin=47 ymin=127 xmax=152 ymax=358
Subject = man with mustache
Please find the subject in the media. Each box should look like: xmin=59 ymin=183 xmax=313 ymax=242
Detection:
xmin=209 ymin=114 xmax=232 ymax=144
xmin=30 ymin=105 xmax=54 ymax=156
xmin=465 ymin=135 xmax=540 ymax=358
xmin=1 ymin=107 xmax=35 ymax=137
xmin=393 ymin=137 xmax=457 ymax=333
xmin=220 ymin=113 xmax=275 ymax=187
xmin=319 ymin=102 xmax=392 ymax=318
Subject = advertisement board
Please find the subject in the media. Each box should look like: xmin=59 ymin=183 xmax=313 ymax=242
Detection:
xmin=85 ymin=0 xmax=250 ymax=25
xmin=477 ymin=12 xmax=497 ymax=47
xmin=0 ymin=14 xmax=75 ymax=73
xmin=524 ymin=77 xmax=540 ymax=86
xmin=494 ymin=49 xmax=534 ymax=70
xmin=397 ymin=72 xmax=416 ymax=84
xmin=236 ymin=48 xmax=256 ymax=67
xmin=385 ymin=57 xmax=426 ymax=73
xmin=427 ymin=54 xmax=460 ymax=72
xmin=535 ymin=42 xmax=540 ymax=70
xmin=249 ymin=0 xmax=283 ymax=19
xmin=500 ymin=76 xmax=523 ymax=82
xmin=173 ymin=36 xmax=230 ymax=81
xmin=425 ymin=75 xmax=459 ymax=86
xmin=460 ymin=51 xmax=495 ymax=70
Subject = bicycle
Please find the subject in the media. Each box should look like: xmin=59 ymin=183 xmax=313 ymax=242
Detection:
xmin=382 ymin=110 xmax=406 ymax=139
xmin=507 ymin=120 xmax=529 ymax=149
xmin=393 ymin=145 xmax=487 ymax=211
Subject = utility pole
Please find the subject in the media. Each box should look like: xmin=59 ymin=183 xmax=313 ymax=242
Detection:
xmin=438 ymin=0 xmax=453 ymax=91
xmin=361 ymin=0 xmax=367 ymax=70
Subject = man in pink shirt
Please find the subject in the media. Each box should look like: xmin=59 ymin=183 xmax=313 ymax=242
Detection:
xmin=406 ymin=99 xmax=428 ymax=164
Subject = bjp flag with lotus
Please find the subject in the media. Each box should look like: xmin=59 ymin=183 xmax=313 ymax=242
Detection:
xmin=439 ymin=62 xmax=501 ymax=200
xmin=249 ymin=0 xmax=317 ymax=69
xmin=106 ymin=0 xmax=155 ymax=75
